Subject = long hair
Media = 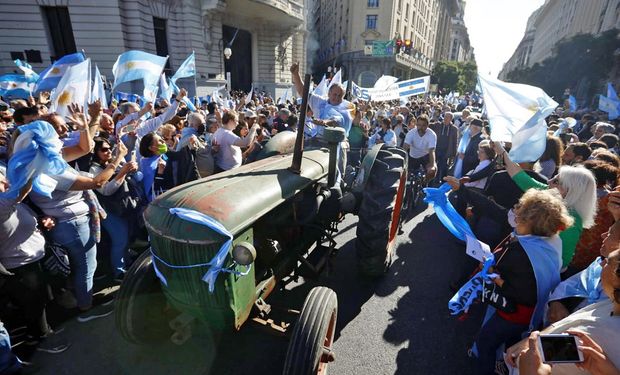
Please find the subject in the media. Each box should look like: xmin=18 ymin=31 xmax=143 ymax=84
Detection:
xmin=540 ymin=136 xmax=563 ymax=165
xmin=557 ymin=165 xmax=598 ymax=228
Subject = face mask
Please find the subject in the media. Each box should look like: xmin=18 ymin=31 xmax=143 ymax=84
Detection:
xmin=157 ymin=143 xmax=168 ymax=155
xmin=507 ymin=209 xmax=517 ymax=228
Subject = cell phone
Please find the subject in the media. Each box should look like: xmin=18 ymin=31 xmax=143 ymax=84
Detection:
xmin=537 ymin=334 xmax=583 ymax=364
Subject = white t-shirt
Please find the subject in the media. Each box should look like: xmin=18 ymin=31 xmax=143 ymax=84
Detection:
xmin=213 ymin=127 xmax=242 ymax=171
xmin=404 ymin=128 xmax=437 ymax=158
xmin=30 ymin=167 xmax=89 ymax=222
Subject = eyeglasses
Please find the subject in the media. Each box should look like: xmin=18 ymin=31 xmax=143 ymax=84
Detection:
xmin=99 ymin=147 xmax=111 ymax=152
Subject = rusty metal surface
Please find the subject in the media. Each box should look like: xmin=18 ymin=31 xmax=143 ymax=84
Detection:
xmin=146 ymin=149 xmax=330 ymax=238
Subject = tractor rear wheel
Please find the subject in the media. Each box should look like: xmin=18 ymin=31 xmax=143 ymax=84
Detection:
xmin=355 ymin=145 xmax=407 ymax=277
xmin=283 ymin=287 xmax=338 ymax=375
xmin=115 ymin=249 xmax=172 ymax=344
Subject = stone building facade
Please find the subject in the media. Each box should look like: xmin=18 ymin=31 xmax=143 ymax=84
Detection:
xmin=0 ymin=0 xmax=307 ymax=96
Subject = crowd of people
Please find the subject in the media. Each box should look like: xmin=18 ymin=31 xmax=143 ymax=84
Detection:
xmin=0 ymin=59 xmax=619 ymax=374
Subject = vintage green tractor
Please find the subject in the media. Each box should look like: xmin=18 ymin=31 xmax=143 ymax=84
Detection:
xmin=115 ymin=76 xmax=407 ymax=375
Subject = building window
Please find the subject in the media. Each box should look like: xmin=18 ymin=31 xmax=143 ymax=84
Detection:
xmin=397 ymin=0 xmax=402 ymax=11
xmin=42 ymin=6 xmax=77 ymax=60
xmin=153 ymin=17 xmax=172 ymax=74
xmin=366 ymin=15 xmax=378 ymax=30
xmin=367 ymin=0 xmax=379 ymax=7
xmin=405 ymin=3 xmax=410 ymax=20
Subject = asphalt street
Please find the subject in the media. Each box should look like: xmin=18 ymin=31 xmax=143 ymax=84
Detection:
xmin=25 ymin=203 xmax=484 ymax=375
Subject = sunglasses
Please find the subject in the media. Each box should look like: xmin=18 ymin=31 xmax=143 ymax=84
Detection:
xmin=99 ymin=147 xmax=111 ymax=152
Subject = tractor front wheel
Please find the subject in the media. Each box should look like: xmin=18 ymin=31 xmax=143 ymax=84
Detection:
xmin=283 ymin=287 xmax=338 ymax=375
xmin=355 ymin=145 xmax=407 ymax=277
xmin=115 ymin=249 xmax=172 ymax=344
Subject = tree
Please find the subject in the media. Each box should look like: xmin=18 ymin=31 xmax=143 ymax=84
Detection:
xmin=505 ymin=29 xmax=617 ymax=103
xmin=433 ymin=60 xmax=478 ymax=93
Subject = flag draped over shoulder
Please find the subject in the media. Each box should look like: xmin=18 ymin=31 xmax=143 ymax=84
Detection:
xmin=35 ymin=52 xmax=85 ymax=93
xmin=478 ymin=74 xmax=558 ymax=163
xmin=91 ymin=65 xmax=107 ymax=109
xmin=0 ymin=74 xmax=35 ymax=99
xmin=0 ymin=121 xmax=68 ymax=199
xmin=49 ymin=58 xmax=91 ymax=117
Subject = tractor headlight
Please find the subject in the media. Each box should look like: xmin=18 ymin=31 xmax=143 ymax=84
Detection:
xmin=232 ymin=242 xmax=256 ymax=266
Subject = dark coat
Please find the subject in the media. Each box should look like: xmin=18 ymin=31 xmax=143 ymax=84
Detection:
xmin=462 ymin=132 xmax=483 ymax=176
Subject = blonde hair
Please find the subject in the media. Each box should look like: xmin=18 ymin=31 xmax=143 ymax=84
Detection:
xmin=557 ymin=165 xmax=598 ymax=228
xmin=160 ymin=124 xmax=177 ymax=138
xmin=515 ymin=189 xmax=574 ymax=237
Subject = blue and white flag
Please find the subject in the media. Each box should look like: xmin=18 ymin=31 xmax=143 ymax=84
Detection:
xmin=278 ymin=87 xmax=292 ymax=105
xmin=313 ymin=74 xmax=328 ymax=98
xmin=114 ymin=91 xmax=140 ymax=103
xmin=0 ymin=74 xmax=35 ymax=99
xmin=568 ymin=95 xmax=577 ymax=112
xmin=245 ymin=84 xmax=253 ymax=105
xmin=14 ymin=59 xmax=39 ymax=82
xmin=351 ymin=81 xmax=370 ymax=101
xmin=169 ymin=79 xmax=196 ymax=112
xmin=91 ymin=65 xmax=107 ymax=109
xmin=49 ymin=58 xmax=91 ymax=117
xmin=171 ymin=52 xmax=195 ymax=83
xmin=608 ymin=82 xmax=619 ymax=101
xmin=112 ymin=50 xmax=167 ymax=90
xmin=599 ymin=95 xmax=620 ymax=120
xmin=35 ymin=52 xmax=85 ymax=93
xmin=159 ymin=73 xmax=172 ymax=101
xmin=397 ymin=76 xmax=429 ymax=97
xmin=478 ymin=74 xmax=558 ymax=163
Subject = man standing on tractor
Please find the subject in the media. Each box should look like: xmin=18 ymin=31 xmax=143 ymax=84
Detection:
xmin=290 ymin=62 xmax=355 ymax=182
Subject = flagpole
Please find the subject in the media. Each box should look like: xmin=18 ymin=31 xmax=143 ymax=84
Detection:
xmin=192 ymin=51 xmax=198 ymax=109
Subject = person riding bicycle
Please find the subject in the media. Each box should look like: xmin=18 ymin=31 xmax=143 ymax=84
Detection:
xmin=403 ymin=114 xmax=437 ymax=181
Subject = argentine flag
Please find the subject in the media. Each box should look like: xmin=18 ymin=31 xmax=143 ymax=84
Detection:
xmin=0 ymin=74 xmax=35 ymax=99
xmin=112 ymin=50 xmax=167 ymax=90
xmin=168 ymin=79 xmax=196 ymax=111
xmin=14 ymin=59 xmax=39 ymax=82
xmin=398 ymin=76 xmax=430 ymax=97
xmin=91 ymin=65 xmax=108 ymax=109
xmin=49 ymin=58 xmax=91 ymax=118
xmin=328 ymin=69 xmax=342 ymax=89
xmin=159 ymin=73 xmax=173 ymax=101
xmin=478 ymin=74 xmax=557 ymax=163
xmin=599 ymin=95 xmax=620 ymax=120
xmin=35 ymin=52 xmax=85 ymax=93
xmin=171 ymin=52 xmax=195 ymax=83
xmin=608 ymin=82 xmax=619 ymax=101
xmin=568 ymin=95 xmax=577 ymax=112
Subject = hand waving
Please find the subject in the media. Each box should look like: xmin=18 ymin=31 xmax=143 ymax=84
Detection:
xmin=66 ymin=103 xmax=88 ymax=130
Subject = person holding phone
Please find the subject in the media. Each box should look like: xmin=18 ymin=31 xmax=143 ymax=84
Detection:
xmin=506 ymin=248 xmax=620 ymax=374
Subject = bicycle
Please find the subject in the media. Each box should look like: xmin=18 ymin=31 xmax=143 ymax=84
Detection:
xmin=402 ymin=163 xmax=428 ymax=217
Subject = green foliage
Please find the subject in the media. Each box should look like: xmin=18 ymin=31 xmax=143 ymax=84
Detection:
xmin=433 ymin=61 xmax=478 ymax=93
xmin=505 ymin=29 xmax=618 ymax=102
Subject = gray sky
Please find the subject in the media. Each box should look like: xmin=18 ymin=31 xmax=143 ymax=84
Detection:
xmin=464 ymin=0 xmax=545 ymax=78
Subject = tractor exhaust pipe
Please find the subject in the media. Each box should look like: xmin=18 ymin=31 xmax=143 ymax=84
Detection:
xmin=289 ymin=74 xmax=312 ymax=175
